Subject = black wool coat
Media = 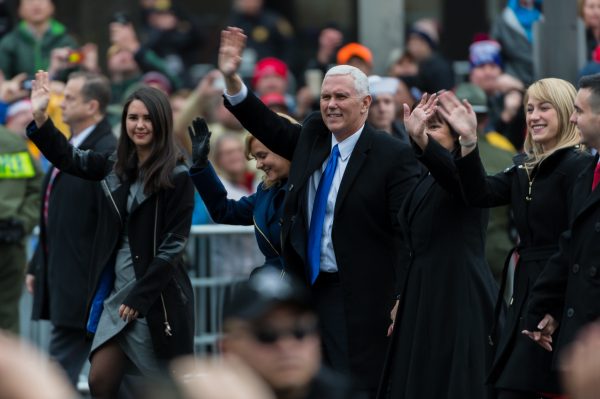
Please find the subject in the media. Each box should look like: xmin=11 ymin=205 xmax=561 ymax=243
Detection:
xmin=455 ymin=145 xmax=591 ymax=393
xmin=525 ymin=154 xmax=600 ymax=361
xmin=30 ymin=117 xmax=116 ymax=328
xmin=377 ymin=139 xmax=497 ymax=399
xmin=225 ymin=90 xmax=421 ymax=392
xmin=28 ymin=118 xmax=195 ymax=361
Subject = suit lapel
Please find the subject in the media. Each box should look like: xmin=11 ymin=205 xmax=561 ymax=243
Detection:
xmin=302 ymin=130 xmax=331 ymax=183
xmin=333 ymin=127 xmax=372 ymax=216
xmin=79 ymin=118 xmax=110 ymax=151
xmin=573 ymin=160 xmax=600 ymax=223
xmin=296 ymin=125 xmax=330 ymax=226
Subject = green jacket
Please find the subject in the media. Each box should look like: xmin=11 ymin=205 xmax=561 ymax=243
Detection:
xmin=0 ymin=126 xmax=42 ymax=234
xmin=109 ymin=47 xmax=183 ymax=107
xmin=0 ymin=19 xmax=77 ymax=79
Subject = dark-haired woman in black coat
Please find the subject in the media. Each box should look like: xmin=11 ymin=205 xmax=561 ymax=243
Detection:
xmin=378 ymin=93 xmax=497 ymax=399
xmin=28 ymin=71 xmax=195 ymax=399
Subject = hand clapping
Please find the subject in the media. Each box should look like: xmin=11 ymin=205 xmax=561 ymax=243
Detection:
xmin=437 ymin=91 xmax=478 ymax=142
xmin=403 ymin=92 xmax=438 ymax=149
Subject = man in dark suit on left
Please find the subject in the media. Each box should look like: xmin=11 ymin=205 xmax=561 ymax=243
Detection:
xmin=26 ymin=71 xmax=116 ymax=388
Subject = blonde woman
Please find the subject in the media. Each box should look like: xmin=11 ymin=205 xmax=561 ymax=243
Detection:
xmin=444 ymin=78 xmax=592 ymax=398
xmin=188 ymin=118 xmax=292 ymax=276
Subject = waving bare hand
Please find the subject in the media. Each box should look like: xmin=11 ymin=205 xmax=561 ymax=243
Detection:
xmin=218 ymin=27 xmax=246 ymax=78
xmin=31 ymin=70 xmax=51 ymax=127
xmin=403 ymin=92 xmax=437 ymax=150
xmin=437 ymin=91 xmax=477 ymax=141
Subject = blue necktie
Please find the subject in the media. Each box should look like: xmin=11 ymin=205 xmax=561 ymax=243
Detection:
xmin=307 ymin=144 xmax=340 ymax=284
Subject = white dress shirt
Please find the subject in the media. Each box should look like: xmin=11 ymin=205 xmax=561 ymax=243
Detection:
xmin=70 ymin=124 xmax=96 ymax=148
xmin=224 ymin=84 xmax=249 ymax=106
xmin=307 ymin=129 xmax=363 ymax=273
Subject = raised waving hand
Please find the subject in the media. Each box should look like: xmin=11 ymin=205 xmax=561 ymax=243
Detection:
xmin=188 ymin=117 xmax=212 ymax=169
xmin=218 ymin=27 xmax=247 ymax=78
xmin=30 ymin=70 xmax=51 ymax=127
xmin=437 ymin=91 xmax=478 ymax=155
xmin=403 ymin=92 xmax=437 ymax=150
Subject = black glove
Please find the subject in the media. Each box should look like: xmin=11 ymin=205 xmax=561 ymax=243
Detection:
xmin=188 ymin=117 xmax=212 ymax=169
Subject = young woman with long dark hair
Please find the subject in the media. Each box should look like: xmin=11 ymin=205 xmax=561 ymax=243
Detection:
xmin=28 ymin=71 xmax=195 ymax=399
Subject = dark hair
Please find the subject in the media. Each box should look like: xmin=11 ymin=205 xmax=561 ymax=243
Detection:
xmin=427 ymin=110 xmax=459 ymax=146
xmin=68 ymin=71 xmax=111 ymax=115
xmin=115 ymin=87 xmax=182 ymax=195
xmin=410 ymin=102 xmax=459 ymax=141
xmin=579 ymin=73 xmax=600 ymax=112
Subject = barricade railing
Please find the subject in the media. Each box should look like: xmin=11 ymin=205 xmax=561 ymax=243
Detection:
xmin=187 ymin=224 xmax=259 ymax=354
xmin=20 ymin=224 xmax=261 ymax=390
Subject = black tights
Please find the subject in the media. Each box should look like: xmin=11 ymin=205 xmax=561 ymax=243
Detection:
xmin=88 ymin=340 xmax=129 ymax=399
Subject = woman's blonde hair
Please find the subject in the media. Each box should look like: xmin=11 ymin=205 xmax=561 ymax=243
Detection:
xmin=244 ymin=113 xmax=297 ymax=189
xmin=523 ymin=78 xmax=581 ymax=167
xmin=244 ymin=133 xmax=258 ymax=162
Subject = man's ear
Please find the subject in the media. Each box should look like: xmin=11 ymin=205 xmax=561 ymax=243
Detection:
xmin=361 ymin=95 xmax=372 ymax=114
xmin=87 ymin=99 xmax=100 ymax=116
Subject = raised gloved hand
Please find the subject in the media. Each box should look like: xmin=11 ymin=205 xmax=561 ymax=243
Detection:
xmin=188 ymin=117 xmax=212 ymax=169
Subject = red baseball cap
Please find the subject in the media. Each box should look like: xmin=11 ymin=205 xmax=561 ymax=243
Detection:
xmin=252 ymin=57 xmax=288 ymax=88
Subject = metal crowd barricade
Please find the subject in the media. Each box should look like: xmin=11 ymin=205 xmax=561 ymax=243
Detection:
xmin=186 ymin=224 xmax=258 ymax=354
xmin=19 ymin=224 xmax=260 ymax=392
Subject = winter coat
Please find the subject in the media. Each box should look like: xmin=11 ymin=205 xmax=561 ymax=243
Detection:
xmin=27 ymin=118 xmax=195 ymax=361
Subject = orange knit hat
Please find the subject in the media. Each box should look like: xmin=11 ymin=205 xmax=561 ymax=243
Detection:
xmin=336 ymin=42 xmax=373 ymax=66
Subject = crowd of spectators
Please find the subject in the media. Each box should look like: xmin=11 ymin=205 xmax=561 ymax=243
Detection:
xmin=5 ymin=1 xmax=600 ymax=398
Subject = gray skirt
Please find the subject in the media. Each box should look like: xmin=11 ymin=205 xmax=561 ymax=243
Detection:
xmin=91 ymin=181 xmax=159 ymax=375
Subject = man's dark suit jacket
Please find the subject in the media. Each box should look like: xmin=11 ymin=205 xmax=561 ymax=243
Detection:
xmin=226 ymin=91 xmax=420 ymax=392
xmin=525 ymin=155 xmax=600 ymax=361
xmin=29 ymin=117 xmax=117 ymax=328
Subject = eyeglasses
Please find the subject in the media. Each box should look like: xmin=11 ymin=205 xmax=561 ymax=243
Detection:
xmin=252 ymin=323 xmax=318 ymax=345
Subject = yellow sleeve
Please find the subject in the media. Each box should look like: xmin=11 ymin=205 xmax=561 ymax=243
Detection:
xmin=485 ymin=131 xmax=516 ymax=154
xmin=47 ymin=92 xmax=71 ymax=139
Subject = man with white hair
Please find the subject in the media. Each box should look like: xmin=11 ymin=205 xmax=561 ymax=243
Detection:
xmin=217 ymin=27 xmax=420 ymax=398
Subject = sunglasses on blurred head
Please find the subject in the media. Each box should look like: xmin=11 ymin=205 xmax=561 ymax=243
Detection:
xmin=252 ymin=323 xmax=318 ymax=345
